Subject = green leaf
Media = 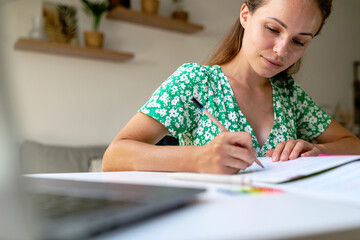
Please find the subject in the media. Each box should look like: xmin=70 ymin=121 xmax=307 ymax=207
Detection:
xmin=81 ymin=0 xmax=112 ymax=31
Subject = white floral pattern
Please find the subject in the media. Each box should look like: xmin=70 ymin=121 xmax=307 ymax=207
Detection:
xmin=139 ymin=63 xmax=332 ymax=156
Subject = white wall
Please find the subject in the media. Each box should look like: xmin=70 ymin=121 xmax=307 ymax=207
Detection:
xmin=296 ymin=0 xmax=360 ymax=116
xmin=1 ymin=0 xmax=359 ymax=146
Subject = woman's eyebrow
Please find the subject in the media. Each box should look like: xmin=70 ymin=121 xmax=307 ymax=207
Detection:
xmin=268 ymin=17 xmax=288 ymax=28
xmin=267 ymin=17 xmax=314 ymax=38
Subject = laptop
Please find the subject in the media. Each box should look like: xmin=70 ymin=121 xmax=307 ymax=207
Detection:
xmin=24 ymin=177 xmax=205 ymax=239
xmin=0 ymin=76 xmax=205 ymax=240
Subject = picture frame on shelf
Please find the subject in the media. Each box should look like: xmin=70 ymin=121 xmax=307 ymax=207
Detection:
xmin=42 ymin=1 xmax=79 ymax=45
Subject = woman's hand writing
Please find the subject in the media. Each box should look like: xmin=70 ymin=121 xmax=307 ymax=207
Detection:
xmin=196 ymin=132 xmax=257 ymax=174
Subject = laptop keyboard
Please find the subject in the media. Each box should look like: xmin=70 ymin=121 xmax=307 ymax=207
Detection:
xmin=30 ymin=193 xmax=136 ymax=219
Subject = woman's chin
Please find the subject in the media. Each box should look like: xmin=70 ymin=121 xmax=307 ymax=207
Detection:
xmin=257 ymin=70 xmax=279 ymax=79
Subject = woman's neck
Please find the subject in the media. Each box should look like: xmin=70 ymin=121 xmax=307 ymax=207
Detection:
xmin=220 ymin=53 xmax=269 ymax=89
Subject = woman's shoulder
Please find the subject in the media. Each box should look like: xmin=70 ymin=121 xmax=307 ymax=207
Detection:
xmin=171 ymin=63 xmax=222 ymax=84
xmin=175 ymin=63 xmax=219 ymax=74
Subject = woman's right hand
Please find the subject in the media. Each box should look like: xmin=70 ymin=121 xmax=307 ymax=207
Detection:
xmin=196 ymin=132 xmax=257 ymax=174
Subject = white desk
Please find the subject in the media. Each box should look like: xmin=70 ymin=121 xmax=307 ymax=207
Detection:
xmin=31 ymin=171 xmax=360 ymax=240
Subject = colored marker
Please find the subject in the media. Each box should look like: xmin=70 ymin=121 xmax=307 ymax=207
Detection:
xmin=191 ymin=97 xmax=264 ymax=169
xmin=217 ymin=186 xmax=284 ymax=195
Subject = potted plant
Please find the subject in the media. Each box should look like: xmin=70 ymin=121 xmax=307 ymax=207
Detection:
xmin=81 ymin=0 xmax=112 ymax=48
xmin=171 ymin=0 xmax=188 ymax=21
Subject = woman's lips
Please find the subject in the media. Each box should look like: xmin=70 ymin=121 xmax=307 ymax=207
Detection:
xmin=262 ymin=56 xmax=283 ymax=69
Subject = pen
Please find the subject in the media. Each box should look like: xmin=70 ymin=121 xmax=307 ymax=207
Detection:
xmin=191 ymin=97 xmax=264 ymax=169
xmin=191 ymin=97 xmax=227 ymax=132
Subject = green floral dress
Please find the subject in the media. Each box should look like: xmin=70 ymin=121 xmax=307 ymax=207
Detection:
xmin=139 ymin=63 xmax=332 ymax=156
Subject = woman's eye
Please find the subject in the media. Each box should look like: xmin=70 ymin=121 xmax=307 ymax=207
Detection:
xmin=293 ymin=39 xmax=305 ymax=46
xmin=265 ymin=25 xmax=279 ymax=33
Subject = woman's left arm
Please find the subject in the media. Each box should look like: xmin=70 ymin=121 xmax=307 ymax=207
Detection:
xmin=315 ymin=120 xmax=360 ymax=154
xmin=267 ymin=120 xmax=360 ymax=162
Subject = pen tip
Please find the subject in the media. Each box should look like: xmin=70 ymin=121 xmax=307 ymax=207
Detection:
xmin=255 ymin=158 xmax=264 ymax=168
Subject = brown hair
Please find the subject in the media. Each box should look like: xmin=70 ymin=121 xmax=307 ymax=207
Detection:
xmin=205 ymin=0 xmax=332 ymax=77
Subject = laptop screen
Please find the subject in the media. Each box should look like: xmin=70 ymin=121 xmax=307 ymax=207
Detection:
xmin=24 ymin=177 xmax=205 ymax=239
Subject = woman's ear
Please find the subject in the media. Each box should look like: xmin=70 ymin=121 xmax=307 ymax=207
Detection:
xmin=240 ymin=3 xmax=249 ymax=28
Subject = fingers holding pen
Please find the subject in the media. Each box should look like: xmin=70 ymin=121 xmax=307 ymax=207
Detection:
xmin=226 ymin=132 xmax=257 ymax=161
xmin=227 ymin=131 xmax=263 ymax=167
xmin=225 ymin=145 xmax=256 ymax=169
xmin=197 ymin=132 xmax=257 ymax=174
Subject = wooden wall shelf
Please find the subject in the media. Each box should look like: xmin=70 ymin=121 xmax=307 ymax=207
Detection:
xmin=14 ymin=38 xmax=134 ymax=62
xmin=107 ymin=7 xmax=204 ymax=34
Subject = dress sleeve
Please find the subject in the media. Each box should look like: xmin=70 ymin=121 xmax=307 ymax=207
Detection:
xmin=293 ymin=85 xmax=332 ymax=141
xmin=139 ymin=63 xmax=209 ymax=138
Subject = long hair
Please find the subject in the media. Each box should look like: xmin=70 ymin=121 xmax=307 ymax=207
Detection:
xmin=204 ymin=0 xmax=332 ymax=77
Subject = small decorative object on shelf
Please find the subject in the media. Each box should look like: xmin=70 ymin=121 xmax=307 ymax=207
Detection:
xmin=354 ymin=61 xmax=360 ymax=124
xmin=107 ymin=7 xmax=204 ymax=34
xmin=81 ymin=0 xmax=113 ymax=49
xmin=108 ymin=0 xmax=130 ymax=8
xmin=141 ymin=0 xmax=159 ymax=15
xmin=42 ymin=1 xmax=79 ymax=44
xmin=28 ymin=16 xmax=45 ymax=40
xmin=171 ymin=0 xmax=188 ymax=22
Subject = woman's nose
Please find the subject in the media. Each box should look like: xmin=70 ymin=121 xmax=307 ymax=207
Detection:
xmin=273 ymin=37 xmax=289 ymax=57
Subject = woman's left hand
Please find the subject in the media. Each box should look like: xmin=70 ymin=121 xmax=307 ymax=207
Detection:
xmin=266 ymin=139 xmax=321 ymax=162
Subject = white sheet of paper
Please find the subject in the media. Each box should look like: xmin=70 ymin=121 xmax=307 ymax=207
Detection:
xmin=279 ymin=161 xmax=360 ymax=206
xmin=239 ymin=156 xmax=360 ymax=183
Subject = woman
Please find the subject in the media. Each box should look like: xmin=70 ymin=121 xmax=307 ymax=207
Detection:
xmin=103 ymin=0 xmax=360 ymax=174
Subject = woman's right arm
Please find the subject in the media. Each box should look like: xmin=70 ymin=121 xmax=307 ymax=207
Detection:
xmin=102 ymin=112 xmax=257 ymax=174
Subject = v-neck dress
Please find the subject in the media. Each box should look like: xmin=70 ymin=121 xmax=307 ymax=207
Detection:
xmin=139 ymin=63 xmax=332 ymax=156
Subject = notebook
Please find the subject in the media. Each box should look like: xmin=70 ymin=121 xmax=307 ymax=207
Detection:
xmin=239 ymin=156 xmax=360 ymax=183
xmin=170 ymin=155 xmax=360 ymax=184
xmin=0 ymin=79 xmax=205 ymax=239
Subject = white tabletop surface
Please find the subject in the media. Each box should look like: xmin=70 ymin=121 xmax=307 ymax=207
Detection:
xmin=29 ymin=171 xmax=360 ymax=240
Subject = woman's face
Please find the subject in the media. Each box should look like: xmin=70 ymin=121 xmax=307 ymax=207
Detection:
xmin=240 ymin=0 xmax=323 ymax=78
